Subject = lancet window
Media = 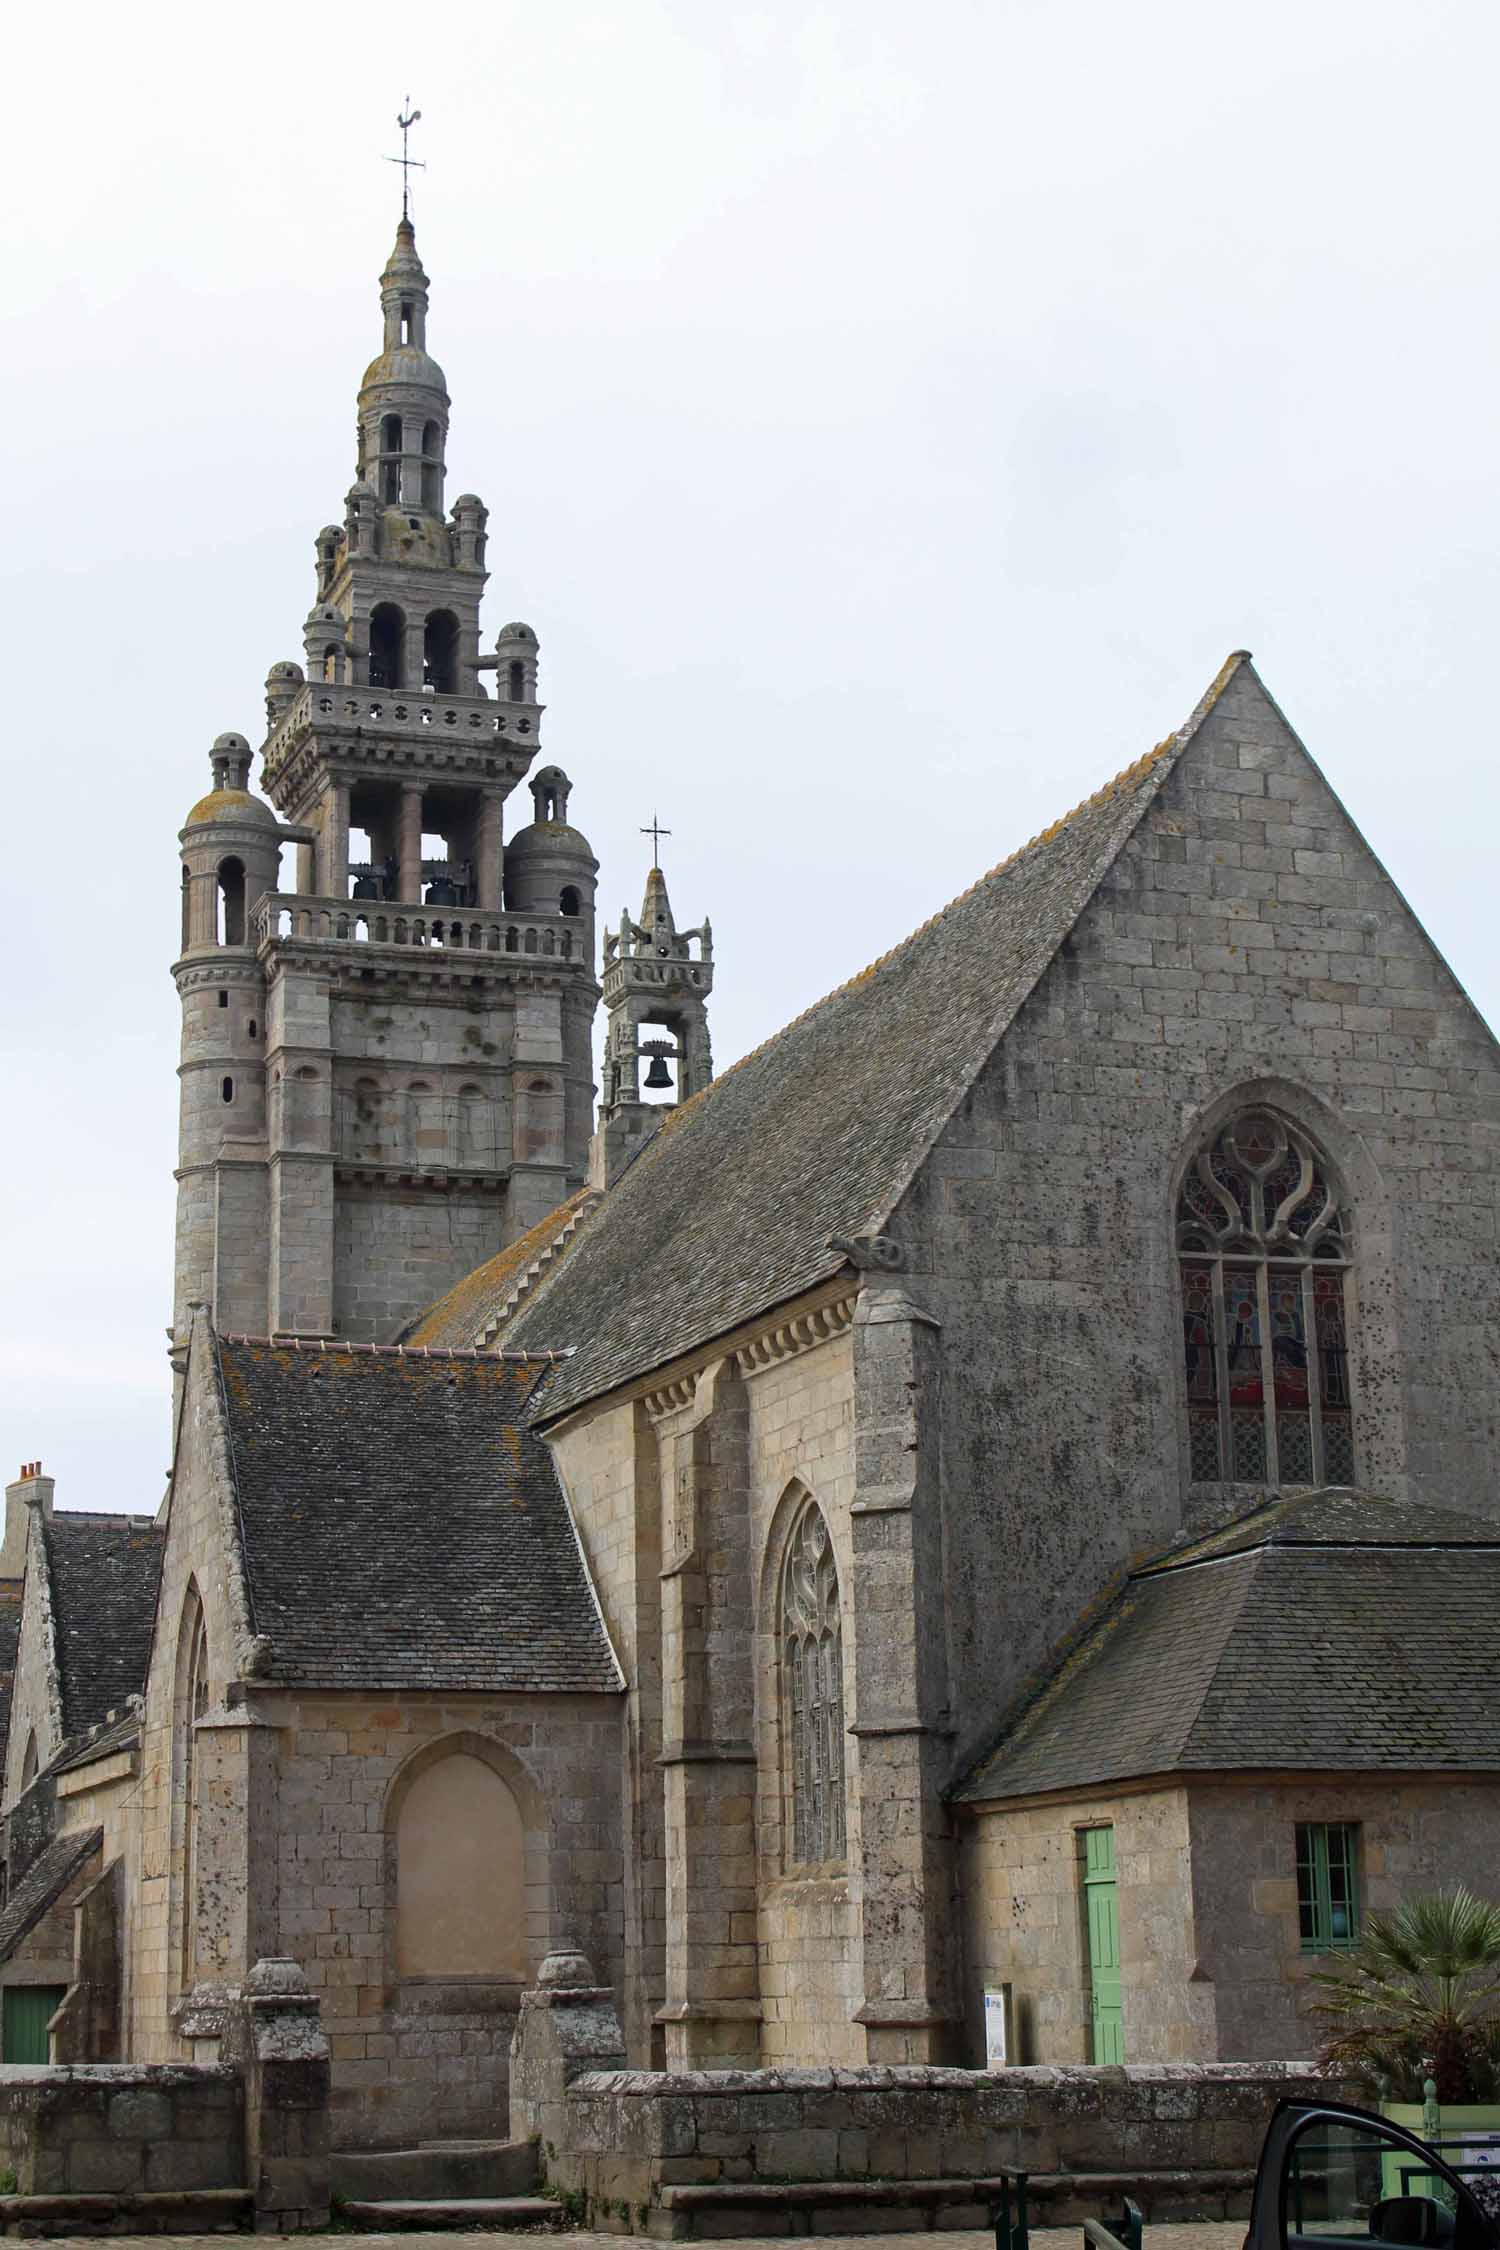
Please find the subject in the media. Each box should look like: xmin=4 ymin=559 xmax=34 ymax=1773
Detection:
xmin=781 ymin=1503 xmax=846 ymax=1867
xmin=1177 ymin=1108 xmax=1355 ymax=1488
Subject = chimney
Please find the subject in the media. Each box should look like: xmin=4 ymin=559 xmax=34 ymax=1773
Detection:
xmin=1 ymin=1462 xmax=53 ymax=1582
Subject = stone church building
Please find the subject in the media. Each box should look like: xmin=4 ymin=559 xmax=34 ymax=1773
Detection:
xmin=3 ymin=212 xmax=1500 ymax=2147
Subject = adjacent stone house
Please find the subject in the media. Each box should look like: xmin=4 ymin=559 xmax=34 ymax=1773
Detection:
xmin=6 ymin=206 xmax=1500 ymax=2135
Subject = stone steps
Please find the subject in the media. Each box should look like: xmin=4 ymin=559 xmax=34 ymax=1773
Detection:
xmin=0 ymin=2185 xmax=252 ymax=2238
xmin=339 ymin=2193 xmax=567 ymax=2230
xmin=632 ymin=2167 xmax=1256 ymax=2240
xmin=332 ymin=2136 xmax=539 ymax=2202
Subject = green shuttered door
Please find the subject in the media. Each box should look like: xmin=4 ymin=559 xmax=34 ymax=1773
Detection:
xmin=2 ymin=1985 xmax=65 ymax=2063
xmin=1082 ymin=1826 xmax=1124 ymax=2064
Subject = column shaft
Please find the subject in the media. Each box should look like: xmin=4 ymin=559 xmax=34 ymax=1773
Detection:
xmin=477 ymin=793 xmax=503 ymax=910
xmin=398 ymin=784 xmax=423 ymax=904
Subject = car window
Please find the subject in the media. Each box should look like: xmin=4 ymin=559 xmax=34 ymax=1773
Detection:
xmin=1282 ymin=2112 xmax=1491 ymax=2250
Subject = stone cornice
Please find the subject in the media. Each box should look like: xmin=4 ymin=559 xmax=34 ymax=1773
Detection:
xmin=543 ymin=1274 xmax=860 ymax=1437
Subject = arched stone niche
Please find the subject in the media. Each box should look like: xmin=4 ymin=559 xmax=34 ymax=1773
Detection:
xmin=385 ymin=1733 xmax=546 ymax=1983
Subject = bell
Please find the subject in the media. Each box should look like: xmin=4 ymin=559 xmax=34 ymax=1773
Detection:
xmin=644 ymin=1053 xmax=673 ymax=1090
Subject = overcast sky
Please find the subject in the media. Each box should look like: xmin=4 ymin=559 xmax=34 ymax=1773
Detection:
xmin=5 ymin=0 xmax=1498 ymax=1511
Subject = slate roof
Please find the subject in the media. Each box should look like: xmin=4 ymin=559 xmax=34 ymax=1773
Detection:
xmin=214 ymin=1336 xmax=622 ymax=1693
xmin=403 ymin=1186 xmax=595 ymax=1349
xmin=51 ymin=1710 xmax=141 ymax=1777
xmin=0 ymin=1827 xmax=101 ymax=1965
xmin=956 ymin=1492 xmax=1500 ymax=1804
xmin=43 ymin=1514 xmax=165 ymax=1738
xmin=505 ymin=654 xmax=1251 ymax=1420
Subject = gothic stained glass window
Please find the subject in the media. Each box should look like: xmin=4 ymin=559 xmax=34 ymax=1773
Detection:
xmin=781 ymin=1504 xmax=847 ymax=1867
xmin=1177 ymin=1109 xmax=1356 ymax=1488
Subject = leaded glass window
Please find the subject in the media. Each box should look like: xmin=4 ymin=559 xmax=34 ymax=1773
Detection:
xmin=1177 ymin=1109 xmax=1356 ymax=1487
xmin=781 ymin=1504 xmax=846 ymax=1868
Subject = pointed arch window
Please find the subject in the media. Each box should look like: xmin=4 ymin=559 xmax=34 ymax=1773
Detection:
xmin=781 ymin=1503 xmax=846 ymax=1867
xmin=1178 ymin=1108 xmax=1356 ymax=1488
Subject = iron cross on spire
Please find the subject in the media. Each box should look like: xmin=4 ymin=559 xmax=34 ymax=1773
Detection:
xmin=385 ymin=99 xmax=425 ymax=220
xmin=641 ymin=813 xmax=672 ymax=868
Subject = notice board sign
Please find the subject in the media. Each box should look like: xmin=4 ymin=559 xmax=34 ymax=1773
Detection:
xmin=984 ymin=1984 xmax=1013 ymax=2069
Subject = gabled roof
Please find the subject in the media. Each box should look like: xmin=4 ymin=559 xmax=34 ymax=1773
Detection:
xmin=403 ymin=1186 xmax=597 ymax=1349
xmin=956 ymin=1492 xmax=1500 ymax=1804
xmin=214 ymin=1336 xmax=621 ymax=1694
xmin=0 ymin=1827 xmax=101 ymax=1965
xmin=43 ymin=1514 xmax=164 ymax=1738
xmin=505 ymin=654 xmax=1252 ymax=1419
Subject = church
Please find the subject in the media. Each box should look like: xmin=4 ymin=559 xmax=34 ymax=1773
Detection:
xmin=2 ymin=207 xmax=1500 ymax=2154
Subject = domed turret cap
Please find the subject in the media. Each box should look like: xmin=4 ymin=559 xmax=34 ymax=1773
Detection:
xmin=184 ymin=732 xmax=277 ymax=829
xmin=498 ymin=621 xmax=538 ymax=646
xmin=184 ymin=788 xmax=279 ymax=830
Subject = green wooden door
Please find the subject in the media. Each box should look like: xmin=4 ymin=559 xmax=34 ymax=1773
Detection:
xmin=2 ymin=1985 xmax=64 ymax=2063
xmin=1082 ymin=1827 xmax=1124 ymax=2063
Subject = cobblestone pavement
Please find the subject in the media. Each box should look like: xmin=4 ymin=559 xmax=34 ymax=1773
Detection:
xmin=91 ymin=2226 xmax=1246 ymax=2249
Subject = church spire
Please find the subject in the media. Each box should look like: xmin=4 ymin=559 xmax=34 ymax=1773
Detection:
xmin=356 ymin=212 xmax=450 ymax=514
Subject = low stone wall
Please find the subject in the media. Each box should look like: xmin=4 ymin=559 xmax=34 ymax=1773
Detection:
xmin=0 ymin=2063 xmax=242 ymax=2197
xmin=549 ymin=2060 xmax=1347 ymax=2237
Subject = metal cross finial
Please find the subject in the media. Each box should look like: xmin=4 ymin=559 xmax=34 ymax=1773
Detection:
xmin=385 ymin=99 xmax=426 ymax=220
xmin=640 ymin=813 xmax=672 ymax=868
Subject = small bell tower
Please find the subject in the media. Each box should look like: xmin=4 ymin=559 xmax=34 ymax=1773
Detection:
xmin=593 ymin=855 xmax=713 ymax=1189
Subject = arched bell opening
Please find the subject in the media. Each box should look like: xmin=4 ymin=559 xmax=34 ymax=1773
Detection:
xmin=379 ymin=413 xmax=403 ymax=504
xmin=423 ymin=610 xmax=459 ymax=695
xmin=369 ymin=604 xmax=405 ymax=691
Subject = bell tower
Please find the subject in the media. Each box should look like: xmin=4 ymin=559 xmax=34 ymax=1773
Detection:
xmin=593 ymin=859 xmax=713 ymax=1188
xmin=173 ymin=210 xmax=601 ymax=1354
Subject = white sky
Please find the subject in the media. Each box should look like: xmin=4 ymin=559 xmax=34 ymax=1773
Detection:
xmin=5 ymin=0 xmax=1499 ymax=1510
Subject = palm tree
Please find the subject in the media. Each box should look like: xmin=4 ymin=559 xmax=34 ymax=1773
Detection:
xmin=1309 ymin=1888 xmax=1500 ymax=2104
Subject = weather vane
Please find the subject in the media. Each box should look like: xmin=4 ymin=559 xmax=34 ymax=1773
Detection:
xmin=641 ymin=813 xmax=672 ymax=867
xmin=385 ymin=99 xmax=425 ymax=220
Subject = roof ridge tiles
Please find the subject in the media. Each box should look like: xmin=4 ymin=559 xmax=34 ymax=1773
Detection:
xmin=217 ymin=1331 xmax=569 ymax=1362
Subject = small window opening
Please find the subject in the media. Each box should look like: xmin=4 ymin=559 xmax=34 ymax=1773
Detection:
xmin=1296 ymin=1822 xmax=1361 ymax=1950
xmin=421 ymin=421 xmax=440 ymax=458
xmin=381 ymin=413 xmax=402 ymax=453
xmin=222 ymin=1077 xmax=234 ymax=1104
xmin=560 ymin=886 xmax=581 ymax=917
xmin=423 ymin=610 xmax=459 ymax=694
xmin=218 ymin=990 xmax=229 ymax=1008
xmin=247 ymin=1019 xmax=257 ymax=1039
xmin=400 ymin=301 xmax=413 ymax=344
xmin=507 ymin=659 xmax=525 ymax=703
xmin=382 ymin=462 xmax=400 ymax=502
xmin=369 ymin=604 xmax=405 ymax=691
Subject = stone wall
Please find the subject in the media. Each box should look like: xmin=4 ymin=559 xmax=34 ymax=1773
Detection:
xmin=0 ymin=2062 xmax=241 ymax=2197
xmin=961 ymin=1786 xmax=1209 ymax=2067
xmin=893 ymin=663 xmax=1500 ymax=1782
xmin=333 ymin=1186 xmax=502 ymax=1343
xmin=547 ymin=2060 xmax=1345 ymax=2234
xmin=960 ymin=1774 xmax=1500 ymax=2070
xmin=1186 ymin=1775 xmax=1500 ymax=2060
xmin=549 ymin=1313 xmax=861 ymax=2071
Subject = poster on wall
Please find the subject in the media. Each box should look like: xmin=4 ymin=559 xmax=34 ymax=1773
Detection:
xmin=984 ymin=1985 xmax=1013 ymax=2070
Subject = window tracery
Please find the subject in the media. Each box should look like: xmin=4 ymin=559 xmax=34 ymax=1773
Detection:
xmin=1178 ymin=1108 xmax=1355 ymax=1487
xmin=781 ymin=1503 xmax=846 ymax=1867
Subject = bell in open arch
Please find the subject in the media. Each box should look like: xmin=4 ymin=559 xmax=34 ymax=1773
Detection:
xmin=644 ymin=1052 xmax=673 ymax=1090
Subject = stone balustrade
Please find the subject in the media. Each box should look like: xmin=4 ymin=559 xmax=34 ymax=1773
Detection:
xmin=269 ymin=682 xmax=541 ymax=749
xmin=253 ymin=893 xmax=585 ymax=963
